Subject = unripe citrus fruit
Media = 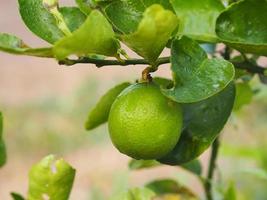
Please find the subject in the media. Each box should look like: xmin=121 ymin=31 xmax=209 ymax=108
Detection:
xmin=108 ymin=82 xmax=183 ymax=160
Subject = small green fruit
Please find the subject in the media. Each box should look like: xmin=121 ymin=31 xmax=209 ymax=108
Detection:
xmin=108 ymin=82 xmax=183 ymax=160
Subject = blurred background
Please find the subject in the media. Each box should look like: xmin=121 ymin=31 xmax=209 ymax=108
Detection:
xmin=1 ymin=1 xmax=267 ymax=200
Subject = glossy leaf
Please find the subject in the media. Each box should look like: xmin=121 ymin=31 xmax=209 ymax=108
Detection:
xmin=0 ymin=33 xmax=53 ymax=57
xmin=75 ymin=0 xmax=93 ymax=15
xmin=233 ymin=82 xmax=253 ymax=111
xmin=104 ymin=0 xmax=174 ymax=34
xmin=0 ymin=112 xmax=7 ymax=167
xmin=162 ymin=37 xmax=235 ymax=103
xmin=146 ymin=179 xmax=197 ymax=198
xmin=181 ymin=159 xmax=202 ymax=176
xmin=128 ymin=159 xmax=161 ymax=170
xmin=159 ymin=83 xmax=235 ymax=165
xmin=28 ymin=155 xmax=75 ymax=200
xmin=85 ymin=82 xmax=131 ymax=130
xmin=18 ymin=0 xmax=64 ymax=44
xmin=11 ymin=193 xmax=25 ymax=200
xmin=53 ymin=10 xmax=120 ymax=60
xmin=59 ymin=7 xmax=87 ymax=32
xmin=171 ymin=0 xmax=224 ymax=42
xmin=216 ymin=0 xmax=267 ymax=55
xmin=121 ymin=5 xmax=178 ymax=63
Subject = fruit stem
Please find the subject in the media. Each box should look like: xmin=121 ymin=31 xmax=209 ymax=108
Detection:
xmin=141 ymin=67 xmax=154 ymax=82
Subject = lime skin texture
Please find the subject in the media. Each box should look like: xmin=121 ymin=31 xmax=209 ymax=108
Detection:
xmin=108 ymin=82 xmax=183 ymax=160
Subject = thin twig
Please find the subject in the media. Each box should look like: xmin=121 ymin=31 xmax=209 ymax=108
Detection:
xmin=59 ymin=56 xmax=170 ymax=67
xmin=204 ymin=138 xmax=220 ymax=200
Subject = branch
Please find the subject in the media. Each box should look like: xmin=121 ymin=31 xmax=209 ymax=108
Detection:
xmin=59 ymin=57 xmax=170 ymax=67
xmin=204 ymin=138 xmax=220 ymax=200
xmin=59 ymin=56 xmax=266 ymax=75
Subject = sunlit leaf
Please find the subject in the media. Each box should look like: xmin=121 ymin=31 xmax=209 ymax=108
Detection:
xmin=85 ymin=82 xmax=131 ymax=130
xmin=224 ymin=182 xmax=237 ymax=200
xmin=216 ymin=0 xmax=267 ymax=55
xmin=110 ymin=187 xmax=156 ymax=200
xmin=75 ymin=0 xmax=93 ymax=15
xmin=27 ymin=155 xmax=75 ymax=200
xmin=0 ymin=33 xmax=53 ymax=57
xmin=162 ymin=37 xmax=235 ymax=103
xmin=159 ymin=84 xmax=235 ymax=164
xmin=104 ymin=0 xmax=174 ymax=34
xmin=53 ymin=10 xmax=120 ymax=60
xmin=121 ymin=5 xmax=178 ymax=63
xmin=171 ymin=0 xmax=224 ymax=42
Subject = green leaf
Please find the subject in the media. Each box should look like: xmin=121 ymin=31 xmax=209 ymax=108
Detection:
xmin=104 ymin=0 xmax=174 ymax=34
xmin=27 ymin=155 xmax=75 ymax=200
xmin=233 ymin=82 xmax=253 ymax=111
xmin=0 ymin=33 xmax=53 ymax=57
xmin=11 ymin=193 xmax=25 ymax=200
xmin=18 ymin=0 xmax=64 ymax=44
xmin=153 ymin=77 xmax=173 ymax=89
xmin=181 ymin=159 xmax=202 ymax=176
xmin=145 ymin=179 xmax=197 ymax=199
xmin=216 ymin=0 xmax=267 ymax=55
xmin=75 ymin=0 xmax=93 ymax=15
xmin=170 ymin=0 xmax=224 ymax=42
xmin=0 ymin=112 xmax=7 ymax=168
xmin=128 ymin=159 xmax=161 ymax=170
xmin=110 ymin=187 xmax=156 ymax=200
xmin=85 ymin=82 xmax=130 ymax=130
xmin=224 ymin=182 xmax=237 ymax=200
xmin=121 ymin=5 xmax=178 ymax=63
xmin=162 ymin=37 xmax=235 ymax=103
xmin=53 ymin=10 xmax=120 ymax=60
xmin=159 ymin=83 xmax=235 ymax=165
xmin=59 ymin=7 xmax=87 ymax=32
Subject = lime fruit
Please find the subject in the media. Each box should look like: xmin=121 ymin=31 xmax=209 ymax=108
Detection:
xmin=108 ymin=82 xmax=183 ymax=160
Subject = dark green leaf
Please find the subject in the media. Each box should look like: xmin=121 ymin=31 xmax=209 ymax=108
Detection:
xmin=0 ymin=33 xmax=53 ymax=57
xmin=233 ymin=82 xmax=253 ymax=111
xmin=11 ymin=193 xmax=25 ymax=200
xmin=145 ymin=179 xmax=197 ymax=198
xmin=153 ymin=77 xmax=173 ymax=89
xmin=59 ymin=7 xmax=87 ymax=32
xmin=18 ymin=0 xmax=64 ymax=44
xmin=162 ymin=37 xmax=235 ymax=103
xmin=104 ymin=0 xmax=174 ymax=34
xmin=181 ymin=159 xmax=202 ymax=176
xmin=216 ymin=0 xmax=267 ymax=55
xmin=128 ymin=159 xmax=161 ymax=170
xmin=28 ymin=155 xmax=75 ymax=200
xmin=121 ymin=5 xmax=178 ymax=63
xmin=159 ymin=83 xmax=235 ymax=164
xmin=85 ymin=82 xmax=131 ymax=130
xmin=0 ymin=112 xmax=7 ymax=167
xmin=53 ymin=10 xmax=120 ymax=60
xmin=75 ymin=0 xmax=93 ymax=15
xmin=171 ymin=0 xmax=224 ymax=42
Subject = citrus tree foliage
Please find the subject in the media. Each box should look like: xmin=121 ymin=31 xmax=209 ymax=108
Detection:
xmin=1 ymin=0 xmax=267 ymax=199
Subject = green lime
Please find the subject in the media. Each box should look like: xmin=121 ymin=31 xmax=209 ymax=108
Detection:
xmin=108 ymin=82 xmax=183 ymax=160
